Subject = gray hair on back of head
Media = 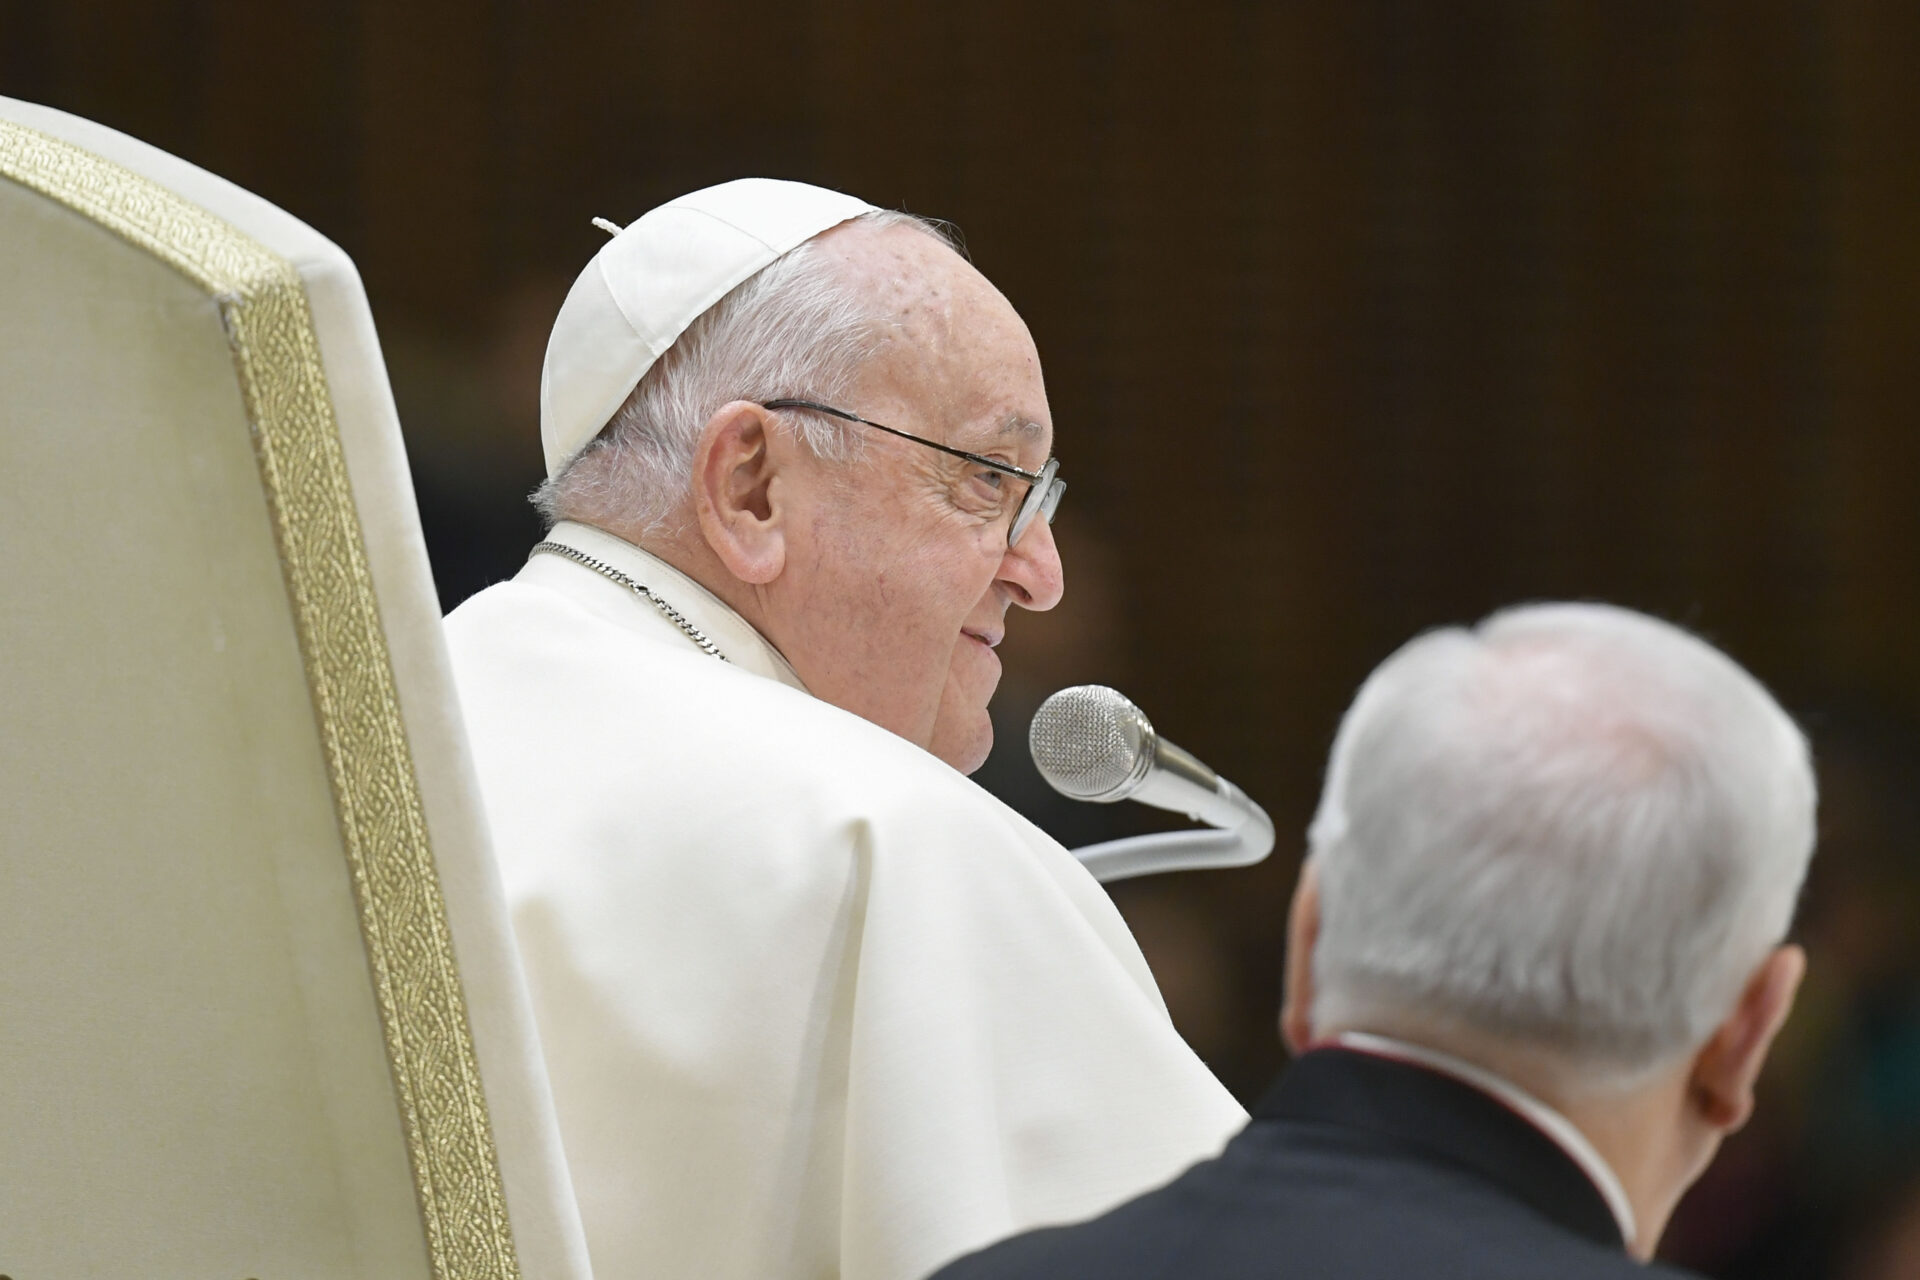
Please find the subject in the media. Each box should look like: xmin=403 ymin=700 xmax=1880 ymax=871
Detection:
xmin=1307 ymin=601 xmax=1816 ymax=1091
xmin=533 ymin=208 xmax=954 ymax=536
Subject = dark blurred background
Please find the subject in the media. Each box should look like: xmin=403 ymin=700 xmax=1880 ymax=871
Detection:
xmin=7 ymin=2 xmax=1917 ymax=1274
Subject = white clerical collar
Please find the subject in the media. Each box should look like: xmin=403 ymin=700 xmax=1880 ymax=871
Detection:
xmin=521 ymin=520 xmax=810 ymax=694
xmin=1332 ymin=1031 xmax=1638 ymax=1247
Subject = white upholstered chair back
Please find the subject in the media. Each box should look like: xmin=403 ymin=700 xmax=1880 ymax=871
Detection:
xmin=0 ymin=97 xmax=590 ymax=1280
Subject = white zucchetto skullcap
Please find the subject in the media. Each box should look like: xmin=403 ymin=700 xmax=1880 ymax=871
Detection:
xmin=539 ymin=177 xmax=876 ymax=478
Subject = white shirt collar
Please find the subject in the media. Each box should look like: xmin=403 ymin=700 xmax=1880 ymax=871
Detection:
xmin=1332 ymin=1031 xmax=1638 ymax=1248
xmin=519 ymin=520 xmax=809 ymax=693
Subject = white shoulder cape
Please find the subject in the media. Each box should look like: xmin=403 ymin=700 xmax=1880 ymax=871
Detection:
xmin=444 ymin=522 xmax=1245 ymax=1280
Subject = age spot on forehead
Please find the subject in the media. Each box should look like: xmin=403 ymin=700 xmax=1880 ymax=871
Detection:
xmin=823 ymin=219 xmax=1049 ymax=450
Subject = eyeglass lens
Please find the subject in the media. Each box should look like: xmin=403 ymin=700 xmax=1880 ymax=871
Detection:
xmin=1009 ymin=463 xmax=1064 ymax=547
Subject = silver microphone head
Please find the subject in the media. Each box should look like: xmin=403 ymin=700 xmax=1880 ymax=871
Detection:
xmin=1029 ymin=685 xmax=1157 ymax=802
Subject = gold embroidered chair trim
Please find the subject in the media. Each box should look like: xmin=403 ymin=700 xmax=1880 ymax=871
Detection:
xmin=0 ymin=118 xmax=519 ymax=1280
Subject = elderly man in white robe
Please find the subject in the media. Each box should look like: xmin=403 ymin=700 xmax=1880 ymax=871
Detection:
xmin=444 ymin=179 xmax=1245 ymax=1280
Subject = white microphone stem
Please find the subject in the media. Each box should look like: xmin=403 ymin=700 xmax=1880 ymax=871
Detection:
xmin=1078 ymin=771 xmax=1275 ymax=884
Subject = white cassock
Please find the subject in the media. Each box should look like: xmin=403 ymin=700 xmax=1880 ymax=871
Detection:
xmin=444 ymin=519 xmax=1246 ymax=1280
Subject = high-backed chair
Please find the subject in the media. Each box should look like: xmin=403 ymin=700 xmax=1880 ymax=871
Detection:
xmin=0 ymin=97 xmax=590 ymax=1280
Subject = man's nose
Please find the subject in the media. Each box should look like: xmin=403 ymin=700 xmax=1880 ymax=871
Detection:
xmin=1001 ymin=516 xmax=1065 ymax=611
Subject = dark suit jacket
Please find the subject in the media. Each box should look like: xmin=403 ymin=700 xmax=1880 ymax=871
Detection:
xmin=930 ymin=1047 xmax=1701 ymax=1279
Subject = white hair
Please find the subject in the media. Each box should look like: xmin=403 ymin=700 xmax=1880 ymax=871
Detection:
xmin=533 ymin=208 xmax=954 ymax=535
xmin=1307 ymin=602 xmax=1816 ymax=1090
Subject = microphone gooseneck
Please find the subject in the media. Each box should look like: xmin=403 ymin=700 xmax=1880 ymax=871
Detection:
xmin=1028 ymin=685 xmax=1274 ymax=883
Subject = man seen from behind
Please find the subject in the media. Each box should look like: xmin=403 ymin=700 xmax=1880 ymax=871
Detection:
xmin=935 ymin=602 xmax=1816 ymax=1279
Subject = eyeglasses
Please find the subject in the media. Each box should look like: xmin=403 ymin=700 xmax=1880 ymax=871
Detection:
xmin=762 ymin=398 xmax=1065 ymax=548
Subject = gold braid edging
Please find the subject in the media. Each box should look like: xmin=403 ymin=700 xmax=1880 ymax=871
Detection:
xmin=0 ymin=118 xmax=519 ymax=1280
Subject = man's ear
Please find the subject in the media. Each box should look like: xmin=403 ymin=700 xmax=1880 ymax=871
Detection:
xmin=1689 ymin=943 xmax=1806 ymax=1133
xmin=691 ymin=401 xmax=788 ymax=585
xmin=1280 ymin=861 xmax=1322 ymax=1055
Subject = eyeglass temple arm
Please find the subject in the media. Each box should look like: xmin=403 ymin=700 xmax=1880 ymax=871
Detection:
xmin=761 ymin=399 xmax=1045 ymax=484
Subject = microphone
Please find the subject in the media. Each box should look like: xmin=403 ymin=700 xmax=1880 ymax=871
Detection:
xmin=1029 ymin=685 xmax=1274 ymax=883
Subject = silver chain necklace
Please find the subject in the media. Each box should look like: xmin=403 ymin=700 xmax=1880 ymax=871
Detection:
xmin=531 ymin=541 xmax=730 ymax=663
